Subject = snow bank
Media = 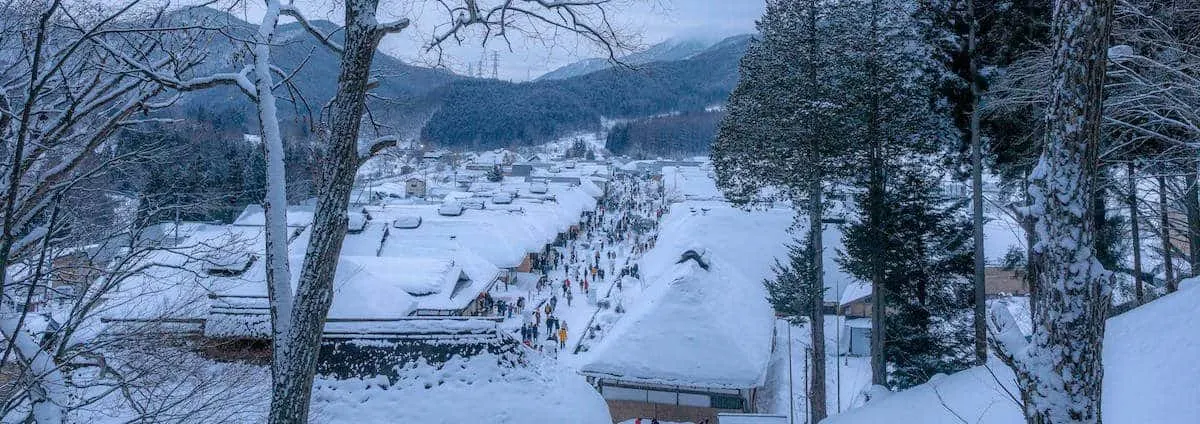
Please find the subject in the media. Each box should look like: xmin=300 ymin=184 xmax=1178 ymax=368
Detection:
xmin=823 ymin=285 xmax=1200 ymax=424
xmin=311 ymin=354 xmax=610 ymax=424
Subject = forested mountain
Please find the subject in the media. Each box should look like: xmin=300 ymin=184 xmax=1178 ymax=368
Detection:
xmin=419 ymin=35 xmax=751 ymax=149
xmin=165 ymin=7 xmax=463 ymax=133
xmin=165 ymin=9 xmax=749 ymax=152
xmin=535 ymin=36 xmax=721 ymax=81
xmin=605 ymin=111 xmax=724 ymax=159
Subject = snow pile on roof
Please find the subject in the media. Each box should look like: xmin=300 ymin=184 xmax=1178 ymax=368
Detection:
xmin=233 ymin=205 xmax=314 ymax=227
xmin=638 ymin=201 xmax=794 ymax=286
xmin=823 ymin=284 xmax=1200 ymax=424
xmin=662 ymin=165 xmax=721 ymax=200
xmin=310 ymin=354 xmax=610 ymax=424
xmin=582 ymin=202 xmax=794 ymax=389
xmin=103 ymin=225 xmax=266 ymax=320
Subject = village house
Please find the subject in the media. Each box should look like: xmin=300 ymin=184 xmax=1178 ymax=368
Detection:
xmin=406 ymin=177 xmax=427 ymax=198
xmin=581 ymin=202 xmax=793 ymax=424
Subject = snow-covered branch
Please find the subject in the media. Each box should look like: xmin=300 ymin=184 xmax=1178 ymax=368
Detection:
xmin=358 ymin=135 xmax=399 ymax=166
xmin=280 ymin=5 xmax=346 ymax=54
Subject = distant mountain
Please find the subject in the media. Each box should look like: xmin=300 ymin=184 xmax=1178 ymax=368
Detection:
xmin=535 ymin=36 xmax=724 ymax=81
xmin=419 ymin=34 xmax=753 ymax=150
xmin=160 ymin=10 xmax=750 ymax=152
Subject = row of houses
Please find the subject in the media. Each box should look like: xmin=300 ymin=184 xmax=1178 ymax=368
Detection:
xmin=101 ymin=174 xmax=605 ymax=358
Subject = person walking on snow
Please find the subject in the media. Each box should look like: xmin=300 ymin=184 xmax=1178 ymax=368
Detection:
xmin=558 ymin=326 xmax=567 ymax=349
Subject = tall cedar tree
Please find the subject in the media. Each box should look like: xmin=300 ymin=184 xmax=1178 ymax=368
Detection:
xmin=711 ymin=1 xmax=840 ymax=419
xmin=840 ymin=168 xmax=975 ymax=389
xmin=828 ymin=0 xmax=954 ymax=385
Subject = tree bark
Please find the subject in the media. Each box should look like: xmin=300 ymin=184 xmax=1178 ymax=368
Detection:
xmin=865 ymin=0 xmax=888 ymax=388
xmin=804 ymin=2 xmax=828 ymax=420
xmin=267 ymin=2 xmax=388 ymax=422
xmin=1159 ymin=175 xmax=1176 ymax=293
xmin=1021 ymin=0 xmax=1115 ymax=421
xmin=968 ymin=0 xmax=987 ymax=366
xmin=807 ymin=181 xmax=828 ymax=423
xmin=1184 ymin=169 xmax=1200 ymax=276
xmin=1128 ymin=162 xmax=1142 ymax=304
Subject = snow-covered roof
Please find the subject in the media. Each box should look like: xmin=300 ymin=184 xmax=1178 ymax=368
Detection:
xmin=233 ymin=205 xmax=315 ymax=227
xmin=581 ymin=202 xmax=793 ymax=389
xmin=311 ymin=354 xmax=610 ymax=424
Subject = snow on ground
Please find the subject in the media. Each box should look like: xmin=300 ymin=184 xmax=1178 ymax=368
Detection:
xmin=822 ymin=284 xmax=1200 ymax=424
xmin=310 ymin=353 xmax=610 ymax=424
xmin=759 ymin=318 xmax=874 ymax=421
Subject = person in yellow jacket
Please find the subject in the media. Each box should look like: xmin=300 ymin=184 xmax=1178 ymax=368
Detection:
xmin=558 ymin=326 xmax=568 ymax=349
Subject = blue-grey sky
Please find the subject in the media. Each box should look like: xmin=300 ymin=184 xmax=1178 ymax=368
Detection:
xmin=222 ymin=0 xmax=763 ymax=80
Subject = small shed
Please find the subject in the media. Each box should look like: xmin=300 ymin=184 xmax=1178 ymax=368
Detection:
xmin=511 ymin=164 xmax=533 ymax=177
xmin=406 ymin=178 xmax=427 ymax=198
xmin=840 ymin=319 xmax=872 ymax=357
xmin=985 ymin=266 xmax=1029 ymax=298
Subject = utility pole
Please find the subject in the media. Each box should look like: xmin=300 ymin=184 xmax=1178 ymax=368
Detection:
xmin=788 ymin=323 xmax=795 ymax=424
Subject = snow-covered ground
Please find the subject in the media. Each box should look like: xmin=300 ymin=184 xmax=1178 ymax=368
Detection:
xmin=822 ymin=284 xmax=1200 ymax=424
xmin=759 ymin=318 xmax=874 ymax=421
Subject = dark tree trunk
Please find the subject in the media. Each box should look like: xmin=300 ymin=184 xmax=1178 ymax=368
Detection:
xmin=866 ymin=0 xmax=888 ymax=388
xmin=267 ymin=2 xmax=388 ymax=422
xmin=1023 ymin=171 xmax=1039 ymax=321
xmin=1160 ymin=175 xmax=1177 ymax=293
xmin=807 ymin=180 xmax=828 ymax=423
xmin=1184 ymin=169 xmax=1200 ymax=276
xmin=968 ymin=0 xmax=987 ymax=366
xmin=804 ymin=1 xmax=828 ymax=419
xmin=1128 ymin=162 xmax=1142 ymax=304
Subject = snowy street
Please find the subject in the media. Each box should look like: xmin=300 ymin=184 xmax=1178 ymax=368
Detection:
xmin=489 ymin=173 xmax=668 ymax=367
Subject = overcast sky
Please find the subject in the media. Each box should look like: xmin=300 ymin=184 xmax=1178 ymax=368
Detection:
xmin=219 ymin=0 xmax=763 ymax=81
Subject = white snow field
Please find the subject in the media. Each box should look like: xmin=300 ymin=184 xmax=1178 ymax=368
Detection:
xmin=310 ymin=354 xmax=611 ymax=424
xmin=822 ymin=283 xmax=1200 ymax=424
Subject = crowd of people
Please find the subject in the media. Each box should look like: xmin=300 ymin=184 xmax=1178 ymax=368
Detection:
xmin=513 ymin=172 xmax=666 ymax=357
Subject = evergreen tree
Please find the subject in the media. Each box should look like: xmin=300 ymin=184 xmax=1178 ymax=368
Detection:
xmin=840 ymin=168 xmax=975 ymax=389
xmin=827 ymin=0 xmax=954 ymax=385
xmin=712 ymin=1 xmax=842 ymax=419
xmin=487 ymin=164 xmax=504 ymax=182
xmin=765 ymin=242 xmax=824 ymax=323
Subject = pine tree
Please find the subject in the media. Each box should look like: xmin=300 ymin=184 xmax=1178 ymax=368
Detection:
xmin=840 ymin=167 xmax=975 ymax=389
xmin=826 ymin=0 xmax=954 ymax=386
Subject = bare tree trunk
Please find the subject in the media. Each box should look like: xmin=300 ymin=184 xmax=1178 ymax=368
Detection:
xmin=1128 ymin=162 xmax=1142 ymax=304
xmin=865 ymin=0 xmax=888 ymax=388
xmin=1021 ymin=0 xmax=1116 ymax=421
xmin=1159 ymin=175 xmax=1177 ymax=293
xmin=807 ymin=181 xmax=828 ymax=423
xmin=968 ymin=0 xmax=987 ymax=366
xmin=267 ymin=2 xmax=389 ymax=422
xmin=804 ymin=1 xmax=828 ymax=419
xmin=1023 ymin=171 xmax=1039 ymax=321
xmin=1185 ymin=169 xmax=1200 ymax=276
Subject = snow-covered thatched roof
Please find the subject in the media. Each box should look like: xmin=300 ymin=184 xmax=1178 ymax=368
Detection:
xmin=581 ymin=202 xmax=794 ymax=390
